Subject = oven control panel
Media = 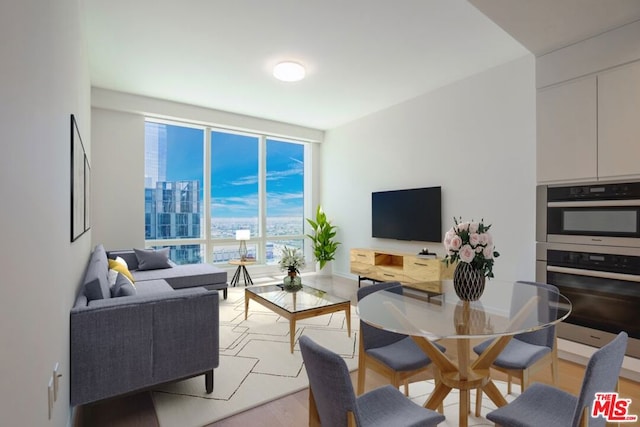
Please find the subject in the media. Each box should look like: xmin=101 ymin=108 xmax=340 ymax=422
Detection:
xmin=548 ymin=181 xmax=640 ymax=201
xmin=547 ymin=249 xmax=640 ymax=275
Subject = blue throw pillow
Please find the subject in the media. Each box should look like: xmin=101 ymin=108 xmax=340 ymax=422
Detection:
xmin=134 ymin=247 xmax=172 ymax=270
xmin=110 ymin=273 xmax=136 ymax=298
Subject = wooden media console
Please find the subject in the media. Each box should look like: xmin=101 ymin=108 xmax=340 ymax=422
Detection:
xmin=349 ymin=248 xmax=455 ymax=293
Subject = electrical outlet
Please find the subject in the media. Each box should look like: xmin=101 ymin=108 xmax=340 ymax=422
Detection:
xmin=53 ymin=363 xmax=61 ymax=401
xmin=48 ymin=377 xmax=54 ymax=420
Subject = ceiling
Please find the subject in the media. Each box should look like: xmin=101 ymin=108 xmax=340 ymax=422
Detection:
xmin=84 ymin=0 xmax=640 ymax=130
xmin=469 ymin=0 xmax=640 ymax=56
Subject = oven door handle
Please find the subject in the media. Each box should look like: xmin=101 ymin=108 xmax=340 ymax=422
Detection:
xmin=547 ymin=265 xmax=640 ymax=283
xmin=547 ymin=200 xmax=640 ymax=207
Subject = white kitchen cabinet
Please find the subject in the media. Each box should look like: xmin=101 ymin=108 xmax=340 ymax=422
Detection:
xmin=597 ymin=61 xmax=640 ymax=180
xmin=536 ymin=76 xmax=598 ymax=183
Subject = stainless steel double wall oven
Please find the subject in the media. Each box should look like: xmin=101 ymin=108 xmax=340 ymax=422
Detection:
xmin=536 ymin=181 xmax=640 ymax=358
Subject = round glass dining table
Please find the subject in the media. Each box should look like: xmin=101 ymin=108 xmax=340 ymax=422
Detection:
xmin=357 ymin=280 xmax=571 ymax=427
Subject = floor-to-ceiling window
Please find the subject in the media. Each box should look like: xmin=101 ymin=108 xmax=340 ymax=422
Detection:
xmin=144 ymin=119 xmax=308 ymax=266
xmin=144 ymin=121 xmax=205 ymax=264
xmin=265 ymin=138 xmax=305 ymax=264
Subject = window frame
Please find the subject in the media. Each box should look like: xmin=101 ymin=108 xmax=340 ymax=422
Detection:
xmin=144 ymin=118 xmax=311 ymax=270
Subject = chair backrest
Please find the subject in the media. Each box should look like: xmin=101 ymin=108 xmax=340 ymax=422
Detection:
xmin=299 ymin=335 xmax=358 ymax=427
xmin=571 ymin=331 xmax=628 ymax=427
xmin=512 ymin=281 xmax=559 ymax=349
xmin=357 ymin=282 xmax=407 ymax=351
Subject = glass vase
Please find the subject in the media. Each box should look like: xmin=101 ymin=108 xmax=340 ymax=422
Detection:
xmin=283 ymin=274 xmax=302 ymax=292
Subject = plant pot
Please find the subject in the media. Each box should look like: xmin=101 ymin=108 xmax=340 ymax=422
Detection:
xmin=315 ymin=261 xmax=332 ymax=276
xmin=453 ymin=262 xmax=486 ymax=301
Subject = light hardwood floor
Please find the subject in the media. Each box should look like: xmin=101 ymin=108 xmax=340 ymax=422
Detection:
xmin=77 ymin=276 xmax=640 ymax=426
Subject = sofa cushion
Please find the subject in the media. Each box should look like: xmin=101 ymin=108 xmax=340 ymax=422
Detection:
xmin=132 ymin=263 xmax=227 ymax=289
xmin=133 ymin=279 xmax=175 ymax=295
xmin=108 ymin=258 xmax=135 ymax=283
xmin=83 ymin=244 xmax=110 ymax=301
xmin=135 ymin=248 xmax=172 ymax=271
xmin=110 ymin=273 xmax=137 ymax=297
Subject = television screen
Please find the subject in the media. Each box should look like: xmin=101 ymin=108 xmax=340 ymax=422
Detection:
xmin=371 ymin=186 xmax=442 ymax=242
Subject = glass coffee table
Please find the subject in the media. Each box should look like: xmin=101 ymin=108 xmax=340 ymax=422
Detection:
xmin=245 ymin=284 xmax=352 ymax=353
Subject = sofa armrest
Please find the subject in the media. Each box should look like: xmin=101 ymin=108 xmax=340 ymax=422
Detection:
xmin=153 ymin=289 xmax=219 ymax=384
xmin=70 ymin=288 xmax=219 ymax=406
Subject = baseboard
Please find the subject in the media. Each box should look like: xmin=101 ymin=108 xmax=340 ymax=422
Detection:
xmin=558 ymin=338 xmax=640 ymax=382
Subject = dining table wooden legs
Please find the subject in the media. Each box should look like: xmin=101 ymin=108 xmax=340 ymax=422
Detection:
xmin=410 ymin=334 xmax=512 ymax=427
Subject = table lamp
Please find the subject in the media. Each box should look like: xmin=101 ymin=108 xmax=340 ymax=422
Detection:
xmin=235 ymin=229 xmax=250 ymax=261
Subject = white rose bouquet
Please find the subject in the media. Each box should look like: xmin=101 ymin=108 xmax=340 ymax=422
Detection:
xmin=279 ymin=246 xmax=306 ymax=274
xmin=443 ymin=217 xmax=500 ymax=278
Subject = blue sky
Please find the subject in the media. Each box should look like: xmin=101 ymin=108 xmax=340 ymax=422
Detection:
xmin=160 ymin=124 xmax=303 ymax=218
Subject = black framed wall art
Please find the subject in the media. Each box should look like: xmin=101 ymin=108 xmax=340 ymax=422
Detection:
xmin=71 ymin=114 xmax=90 ymax=242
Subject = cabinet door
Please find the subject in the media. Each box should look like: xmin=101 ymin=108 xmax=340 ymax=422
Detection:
xmin=598 ymin=61 xmax=640 ymax=180
xmin=403 ymin=257 xmax=442 ymax=293
xmin=536 ymin=77 xmax=598 ymax=183
xmin=350 ymin=249 xmax=375 ymax=276
xmin=350 ymin=249 xmax=374 ymax=265
xmin=404 ymin=257 xmax=442 ymax=283
xmin=376 ymin=266 xmax=404 ymax=283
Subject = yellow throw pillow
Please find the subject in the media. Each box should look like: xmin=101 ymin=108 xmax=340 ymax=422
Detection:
xmin=108 ymin=259 xmax=135 ymax=283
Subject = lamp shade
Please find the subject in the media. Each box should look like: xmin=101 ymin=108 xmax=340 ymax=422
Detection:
xmin=236 ymin=229 xmax=250 ymax=241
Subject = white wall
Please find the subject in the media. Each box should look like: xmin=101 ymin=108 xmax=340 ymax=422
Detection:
xmin=322 ymin=55 xmax=536 ymax=282
xmin=91 ymin=109 xmax=146 ymax=249
xmin=0 ymin=1 xmax=91 ymax=426
xmin=92 ymin=88 xmax=324 ymax=143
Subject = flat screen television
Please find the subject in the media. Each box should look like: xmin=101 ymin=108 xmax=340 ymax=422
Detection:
xmin=371 ymin=186 xmax=442 ymax=242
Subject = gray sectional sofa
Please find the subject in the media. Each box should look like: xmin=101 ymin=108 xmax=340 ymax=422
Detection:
xmin=70 ymin=244 xmax=228 ymax=406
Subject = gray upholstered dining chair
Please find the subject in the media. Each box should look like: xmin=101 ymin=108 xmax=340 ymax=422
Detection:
xmin=473 ymin=281 xmax=559 ymax=415
xmin=299 ymin=335 xmax=446 ymax=427
xmin=357 ymin=281 xmax=445 ymax=396
xmin=486 ymin=331 xmax=628 ymax=427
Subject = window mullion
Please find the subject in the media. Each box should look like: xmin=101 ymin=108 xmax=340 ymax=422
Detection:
xmin=258 ymin=135 xmax=267 ymax=262
xmin=204 ymin=129 xmax=212 ymax=263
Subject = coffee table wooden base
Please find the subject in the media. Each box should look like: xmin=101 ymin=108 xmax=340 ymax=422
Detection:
xmin=245 ymin=289 xmax=351 ymax=353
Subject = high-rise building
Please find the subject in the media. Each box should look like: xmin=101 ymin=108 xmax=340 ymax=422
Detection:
xmin=144 ymin=122 xmax=167 ymax=188
xmin=145 ymin=180 xmax=202 ymax=264
xmin=146 ymin=180 xmax=201 ymax=239
xmin=144 ymin=123 xmax=203 ymax=263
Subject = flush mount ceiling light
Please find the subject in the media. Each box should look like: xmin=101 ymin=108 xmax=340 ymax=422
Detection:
xmin=273 ymin=61 xmax=306 ymax=82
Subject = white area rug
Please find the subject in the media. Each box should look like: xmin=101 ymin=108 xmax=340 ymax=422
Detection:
xmin=152 ymin=286 xmax=519 ymax=427
xmin=407 ymin=381 xmax=518 ymax=426
xmin=152 ymin=286 xmax=359 ymax=427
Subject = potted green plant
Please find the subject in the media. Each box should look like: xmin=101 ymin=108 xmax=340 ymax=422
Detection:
xmin=306 ymin=205 xmax=340 ymax=271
